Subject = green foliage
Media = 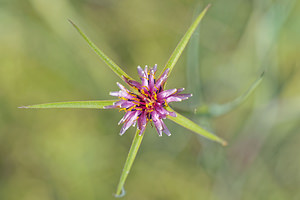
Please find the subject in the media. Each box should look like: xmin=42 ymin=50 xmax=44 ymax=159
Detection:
xmin=19 ymin=5 xmax=220 ymax=197
xmin=20 ymin=100 xmax=116 ymax=109
xmin=69 ymin=20 xmax=133 ymax=80
xmin=1 ymin=0 xmax=299 ymax=199
xmin=195 ymin=72 xmax=265 ymax=117
xmin=115 ymin=129 xmax=144 ymax=197
xmin=161 ymin=4 xmax=210 ymax=77
xmin=166 ymin=107 xmax=227 ymax=146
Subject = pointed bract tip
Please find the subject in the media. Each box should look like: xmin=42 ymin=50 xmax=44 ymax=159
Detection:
xmin=18 ymin=106 xmax=28 ymax=109
xmin=205 ymin=4 xmax=212 ymax=10
xmin=221 ymin=140 xmax=228 ymax=146
xmin=67 ymin=19 xmax=75 ymax=26
xmin=114 ymin=187 xmax=126 ymax=198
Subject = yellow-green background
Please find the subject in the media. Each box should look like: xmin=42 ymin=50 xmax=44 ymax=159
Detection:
xmin=1 ymin=0 xmax=300 ymax=199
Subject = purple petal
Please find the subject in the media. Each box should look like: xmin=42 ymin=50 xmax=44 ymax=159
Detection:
xmin=109 ymin=91 xmax=120 ymax=97
xmin=118 ymin=91 xmax=135 ymax=100
xmin=140 ymin=77 xmax=149 ymax=89
xmin=161 ymin=120 xmax=171 ymax=136
xmin=141 ymin=77 xmax=149 ymax=88
xmin=123 ymin=76 xmax=143 ymax=90
xmin=137 ymin=111 xmax=146 ymax=129
xmin=156 ymin=107 xmax=168 ymax=118
xmin=153 ymin=121 xmax=163 ymax=136
xmin=144 ymin=65 xmax=148 ymax=74
xmin=139 ymin=125 xmax=146 ymax=135
xmin=156 ymin=106 xmax=177 ymax=118
xmin=165 ymin=93 xmax=192 ymax=103
xmin=103 ymin=105 xmax=118 ymax=109
xmin=151 ymin=111 xmax=163 ymax=136
xmin=137 ymin=66 xmax=144 ymax=77
xmin=167 ymin=111 xmax=177 ymax=117
xmin=155 ymin=68 xmax=169 ymax=89
xmin=129 ymin=80 xmax=143 ymax=90
xmin=119 ymin=101 xmax=135 ymax=108
xmin=114 ymin=100 xmax=126 ymax=106
xmin=132 ymin=120 xmax=137 ymax=127
xmin=119 ymin=111 xmax=141 ymax=135
xmin=104 ymin=100 xmax=125 ymax=109
xmin=174 ymin=93 xmax=193 ymax=100
xmin=157 ymin=88 xmax=177 ymax=99
xmin=153 ymin=64 xmax=157 ymax=72
xmin=165 ymin=96 xmax=182 ymax=103
xmin=149 ymin=68 xmax=155 ymax=92
xmin=137 ymin=66 xmax=149 ymax=88
xmin=117 ymin=82 xmax=128 ymax=92
xmin=138 ymin=112 xmax=147 ymax=135
xmin=176 ymin=88 xmax=185 ymax=93
xmin=118 ymin=111 xmax=134 ymax=125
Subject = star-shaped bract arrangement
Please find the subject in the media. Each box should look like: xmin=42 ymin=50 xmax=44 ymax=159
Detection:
xmin=20 ymin=4 xmax=227 ymax=197
xmin=106 ymin=65 xmax=192 ymax=137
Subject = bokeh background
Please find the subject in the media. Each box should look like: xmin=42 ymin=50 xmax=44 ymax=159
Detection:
xmin=1 ymin=0 xmax=300 ymax=199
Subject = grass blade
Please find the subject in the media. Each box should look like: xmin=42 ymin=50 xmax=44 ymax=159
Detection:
xmin=69 ymin=20 xmax=133 ymax=80
xmin=166 ymin=107 xmax=227 ymax=146
xmin=115 ymin=128 xmax=145 ymax=197
xmin=195 ymin=72 xmax=265 ymax=117
xmin=161 ymin=4 xmax=210 ymax=77
xmin=19 ymin=100 xmax=117 ymax=109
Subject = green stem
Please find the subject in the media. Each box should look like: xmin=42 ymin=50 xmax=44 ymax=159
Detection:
xmin=115 ymin=129 xmax=144 ymax=197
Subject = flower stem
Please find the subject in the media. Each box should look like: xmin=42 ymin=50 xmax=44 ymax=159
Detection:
xmin=115 ymin=129 xmax=144 ymax=197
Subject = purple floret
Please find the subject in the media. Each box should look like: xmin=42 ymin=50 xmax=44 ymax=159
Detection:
xmin=105 ymin=65 xmax=192 ymax=136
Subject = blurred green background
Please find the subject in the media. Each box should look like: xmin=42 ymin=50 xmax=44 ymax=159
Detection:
xmin=1 ymin=0 xmax=300 ymax=199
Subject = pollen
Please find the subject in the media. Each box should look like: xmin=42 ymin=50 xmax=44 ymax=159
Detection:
xmin=108 ymin=65 xmax=192 ymax=136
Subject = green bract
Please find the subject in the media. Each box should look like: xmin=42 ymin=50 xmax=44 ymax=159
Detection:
xmin=20 ymin=4 xmax=228 ymax=197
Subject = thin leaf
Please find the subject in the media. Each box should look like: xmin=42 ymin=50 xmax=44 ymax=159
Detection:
xmin=19 ymin=100 xmax=117 ymax=109
xmin=68 ymin=20 xmax=133 ymax=80
xmin=186 ymin=5 xmax=204 ymax=107
xmin=195 ymin=72 xmax=265 ymax=117
xmin=161 ymin=4 xmax=210 ymax=77
xmin=115 ymin=128 xmax=145 ymax=197
xmin=166 ymin=107 xmax=227 ymax=146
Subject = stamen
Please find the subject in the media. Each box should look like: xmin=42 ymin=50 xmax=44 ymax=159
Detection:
xmin=119 ymin=108 xmax=127 ymax=112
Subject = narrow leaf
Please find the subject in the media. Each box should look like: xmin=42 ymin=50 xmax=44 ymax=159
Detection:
xmin=186 ymin=5 xmax=204 ymax=107
xmin=115 ymin=128 xmax=145 ymax=197
xmin=68 ymin=20 xmax=133 ymax=80
xmin=166 ymin=107 xmax=227 ymax=146
xmin=161 ymin=4 xmax=210 ymax=77
xmin=195 ymin=72 xmax=265 ymax=117
xmin=19 ymin=100 xmax=117 ymax=109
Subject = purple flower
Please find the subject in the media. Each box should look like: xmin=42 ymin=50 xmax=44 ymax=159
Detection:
xmin=105 ymin=64 xmax=192 ymax=136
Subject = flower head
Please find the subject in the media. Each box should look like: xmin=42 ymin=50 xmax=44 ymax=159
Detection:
xmin=105 ymin=64 xmax=192 ymax=136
